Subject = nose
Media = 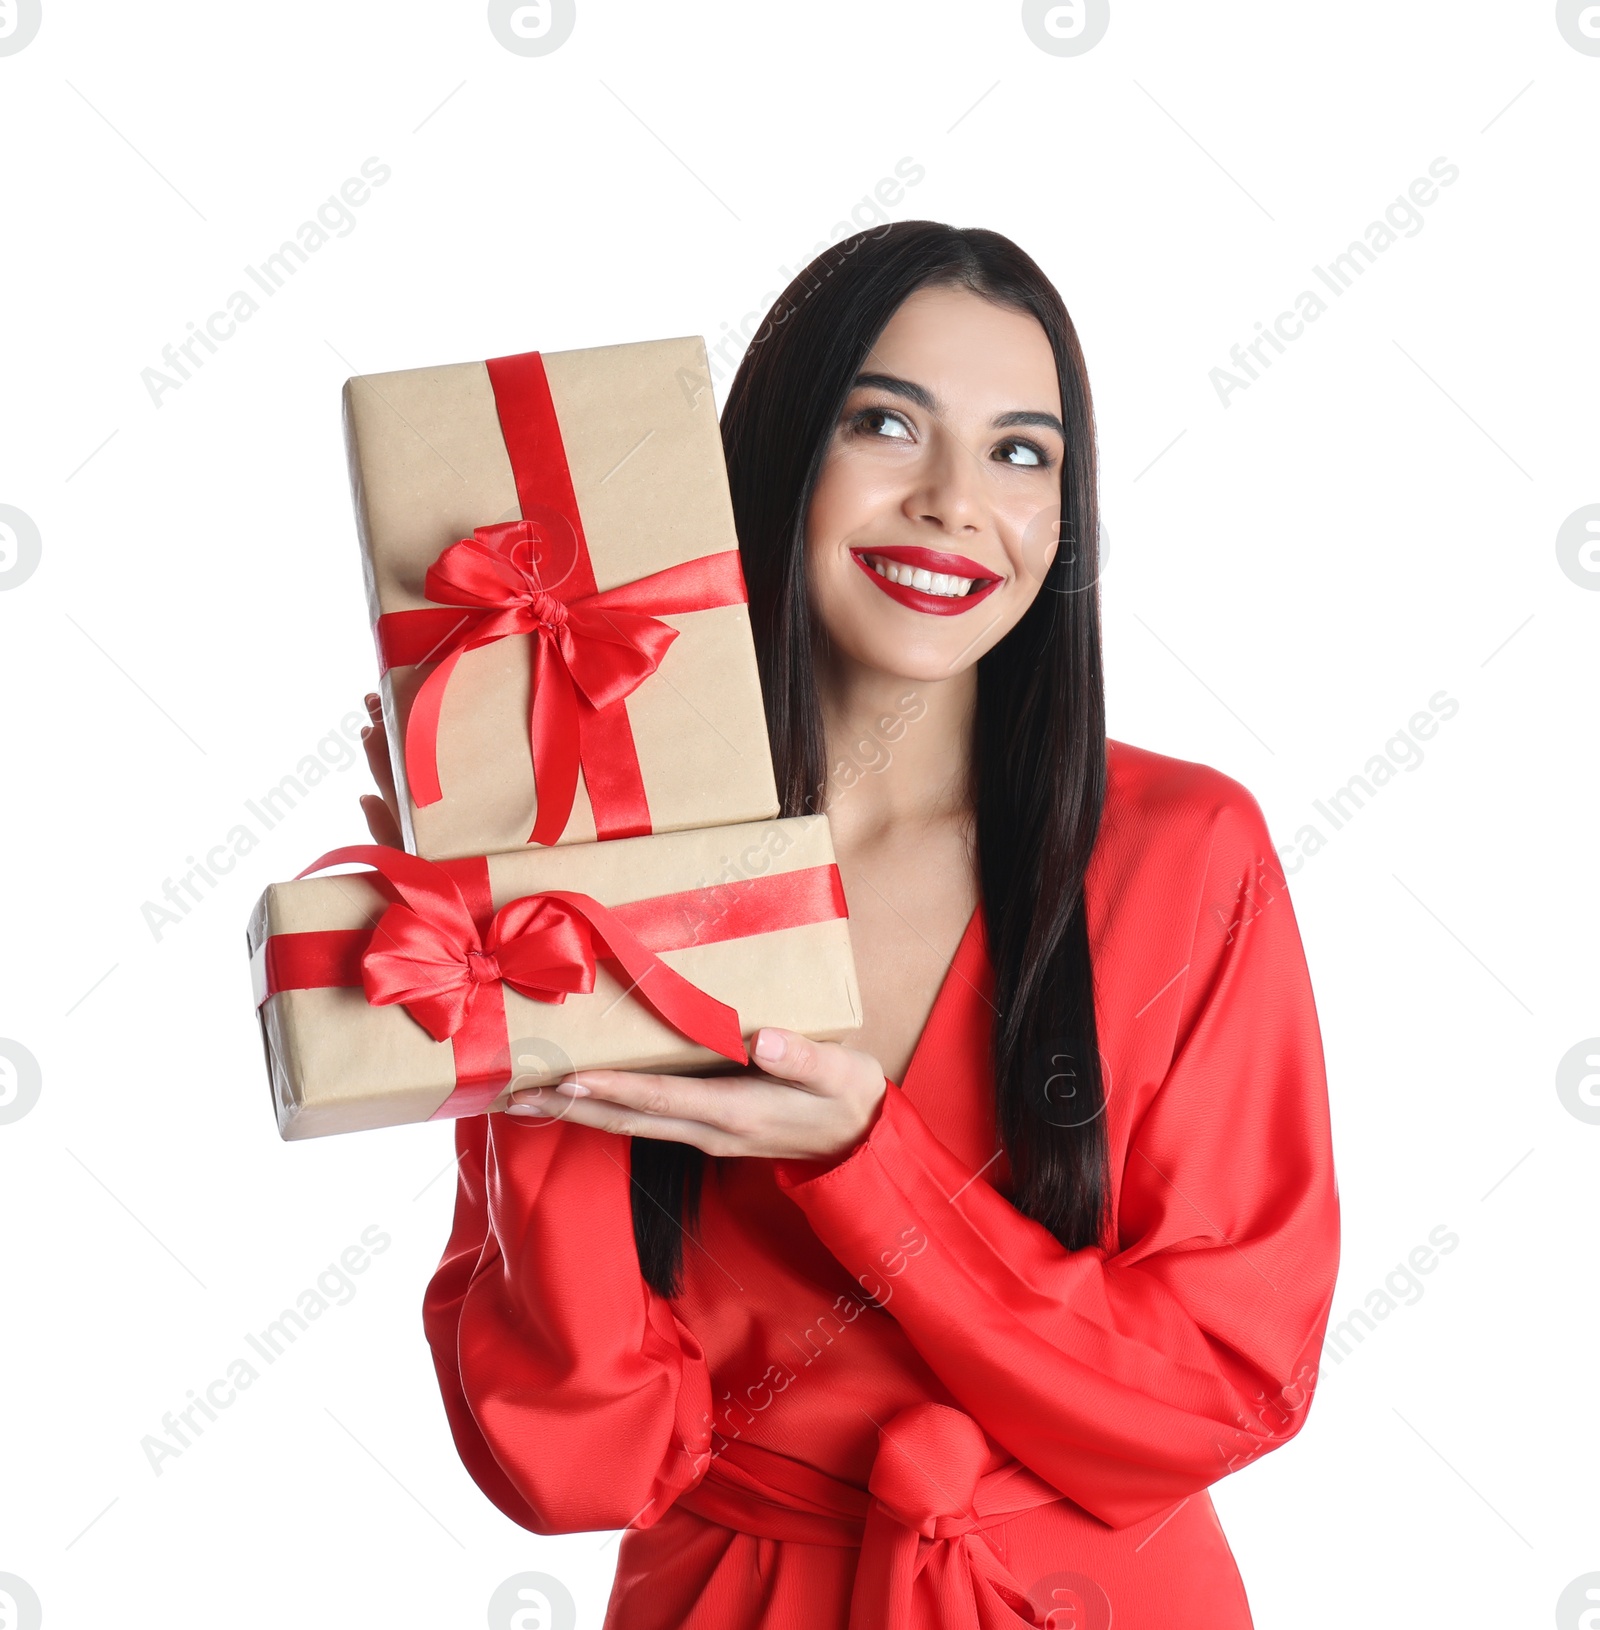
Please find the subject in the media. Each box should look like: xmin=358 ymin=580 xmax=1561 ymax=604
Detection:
xmin=902 ymin=429 xmax=985 ymax=536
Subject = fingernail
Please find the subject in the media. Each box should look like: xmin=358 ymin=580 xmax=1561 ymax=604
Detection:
xmin=555 ymin=1079 xmax=590 ymax=1097
xmin=753 ymin=1028 xmax=784 ymax=1061
xmin=505 ymin=1099 xmax=549 ymax=1117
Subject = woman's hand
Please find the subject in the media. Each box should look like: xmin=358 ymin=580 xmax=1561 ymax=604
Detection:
xmin=358 ymin=691 xmax=404 ymax=849
xmin=504 ymin=1027 xmax=888 ymax=1163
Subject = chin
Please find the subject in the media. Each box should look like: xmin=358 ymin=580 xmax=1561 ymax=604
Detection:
xmin=824 ymin=598 xmax=1014 ymax=683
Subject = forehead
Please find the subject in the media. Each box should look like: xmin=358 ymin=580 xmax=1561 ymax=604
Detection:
xmin=867 ymin=284 xmax=1061 ymax=418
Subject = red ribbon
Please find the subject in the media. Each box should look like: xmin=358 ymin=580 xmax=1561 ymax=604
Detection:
xmin=258 ymin=846 xmax=850 ymax=1120
xmin=372 ymin=350 xmax=750 ymax=846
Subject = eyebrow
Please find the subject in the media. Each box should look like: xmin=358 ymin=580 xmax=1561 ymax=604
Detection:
xmin=850 ymin=372 xmax=1065 ymax=440
xmin=995 ymin=409 xmax=1068 ymax=437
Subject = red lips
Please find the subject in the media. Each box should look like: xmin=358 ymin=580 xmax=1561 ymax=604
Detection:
xmin=849 ymin=546 xmax=1002 ymax=617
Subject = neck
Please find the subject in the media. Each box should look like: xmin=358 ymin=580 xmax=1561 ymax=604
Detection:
xmin=813 ymin=641 xmax=976 ymax=841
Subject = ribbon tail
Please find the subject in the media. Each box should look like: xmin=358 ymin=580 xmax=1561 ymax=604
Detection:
xmin=965 ymin=1537 xmax=1051 ymax=1628
xmin=847 ymin=1503 xmax=922 ymax=1630
xmin=528 ymin=637 xmax=583 ymax=846
xmin=405 ymin=648 xmax=469 ymax=807
xmin=848 ymin=1515 xmax=1048 ymax=1630
xmin=539 ymin=891 xmax=747 ymax=1063
xmin=442 ymin=981 xmax=513 ymax=1119
xmin=578 ymin=698 xmax=652 ymax=840
xmin=578 ymin=550 xmax=749 ymax=616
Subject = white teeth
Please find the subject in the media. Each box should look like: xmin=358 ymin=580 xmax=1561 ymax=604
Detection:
xmin=866 ymin=555 xmax=977 ymax=598
xmin=873 ymin=554 xmax=984 ymax=599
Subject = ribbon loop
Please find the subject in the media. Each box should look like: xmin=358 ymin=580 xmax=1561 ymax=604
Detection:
xmin=851 ymin=1406 xmax=1051 ymax=1628
xmin=868 ymin=1404 xmax=990 ymax=1540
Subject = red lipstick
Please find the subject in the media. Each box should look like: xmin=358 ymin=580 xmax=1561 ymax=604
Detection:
xmin=849 ymin=545 xmax=1003 ymax=617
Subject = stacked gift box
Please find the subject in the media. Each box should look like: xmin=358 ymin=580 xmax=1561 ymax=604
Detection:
xmin=248 ymin=338 xmax=861 ymax=1139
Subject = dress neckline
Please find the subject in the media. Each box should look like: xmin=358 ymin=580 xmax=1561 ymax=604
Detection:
xmin=896 ymin=902 xmax=987 ymax=1100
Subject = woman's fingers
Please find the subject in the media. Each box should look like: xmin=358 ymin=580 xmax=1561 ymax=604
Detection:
xmin=749 ymin=1028 xmax=860 ymax=1096
xmin=517 ymin=1070 xmax=742 ymax=1130
xmin=361 ymin=694 xmax=398 ymax=801
xmin=360 ymin=692 xmax=404 ymax=848
xmin=500 ymin=1050 xmax=888 ymax=1163
xmin=360 ymin=794 xmax=404 ymax=849
xmin=505 ymin=1078 xmax=739 ymax=1155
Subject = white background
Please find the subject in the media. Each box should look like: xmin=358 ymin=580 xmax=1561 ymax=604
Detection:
xmin=2 ymin=3 xmax=1596 ymax=1626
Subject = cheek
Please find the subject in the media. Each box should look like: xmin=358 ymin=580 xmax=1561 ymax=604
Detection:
xmin=807 ymin=454 xmax=883 ymax=549
xmin=1012 ymin=497 xmax=1063 ymax=583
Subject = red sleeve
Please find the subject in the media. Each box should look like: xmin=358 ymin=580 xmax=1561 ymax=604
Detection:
xmin=422 ymin=1112 xmax=713 ymax=1534
xmin=772 ymin=789 xmax=1341 ymax=1530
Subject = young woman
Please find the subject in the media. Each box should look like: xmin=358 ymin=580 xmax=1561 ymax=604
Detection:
xmin=360 ymin=222 xmax=1341 ymax=1629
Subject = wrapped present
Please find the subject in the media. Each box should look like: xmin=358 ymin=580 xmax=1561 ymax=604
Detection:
xmin=247 ymin=816 xmax=861 ymax=1140
xmin=344 ymin=337 xmax=780 ymax=859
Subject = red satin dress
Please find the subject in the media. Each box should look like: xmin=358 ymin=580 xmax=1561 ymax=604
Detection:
xmin=422 ymin=740 xmax=1342 ymax=1628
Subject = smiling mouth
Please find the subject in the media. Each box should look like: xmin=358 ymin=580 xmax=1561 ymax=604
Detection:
xmin=849 ymin=546 xmax=1003 ymax=615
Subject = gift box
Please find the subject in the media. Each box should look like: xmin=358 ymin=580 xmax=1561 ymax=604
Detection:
xmin=344 ymin=337 xmax=780 ymax=859
xmin=248 ymin=816 xmax=861 ymax=1140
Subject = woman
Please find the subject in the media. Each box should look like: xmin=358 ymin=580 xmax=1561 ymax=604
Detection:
xmin=360 ymin=222 xmax=1341 ymax=1628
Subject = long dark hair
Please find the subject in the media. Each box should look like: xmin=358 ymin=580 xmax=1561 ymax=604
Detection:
xmin=631 ymin=221 xmax=1110 ymax=1298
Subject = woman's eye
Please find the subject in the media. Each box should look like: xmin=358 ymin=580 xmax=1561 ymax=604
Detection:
xmin=996 ymin=438 xmax=1048 ymax=468
xmin=853 ymin=407 xmax=914 ymax=442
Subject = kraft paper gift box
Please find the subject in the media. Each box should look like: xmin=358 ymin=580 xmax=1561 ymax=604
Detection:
xmin=247 ymin=815 xmax=862 ymax=1140
xmin=344 ymin=336 xmax=780 ymax=860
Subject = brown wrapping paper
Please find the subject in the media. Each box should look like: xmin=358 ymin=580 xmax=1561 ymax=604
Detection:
xmin=248 ymin=816 xmax=861 ymax=1141
xmin=343 ymin=335 xmax=780 ymax=859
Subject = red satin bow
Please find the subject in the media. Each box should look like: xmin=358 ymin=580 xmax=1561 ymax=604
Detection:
xmin=361 ymin=887 xmax=606 ymax=1043
xmin=398 ymin=519 xmax=672 ymax=844
xmin=376 ymin=521 xmax=747 ymax=846
xmin=296 ymin=845 xmax=748 ymax=1067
